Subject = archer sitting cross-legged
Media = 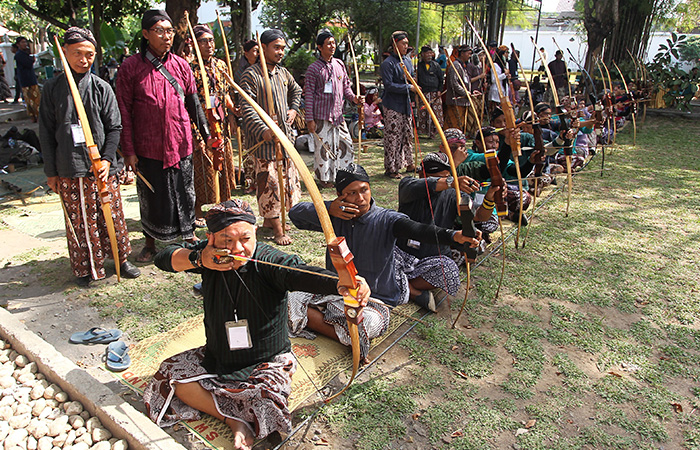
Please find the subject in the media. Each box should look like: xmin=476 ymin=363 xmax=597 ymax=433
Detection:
xmin=144 ymin=199 xmax=371 ymax=450
xmin=289 ymin=164 xmax=480 ymax=313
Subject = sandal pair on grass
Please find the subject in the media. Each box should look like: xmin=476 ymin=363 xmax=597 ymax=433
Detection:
xmin=69 ymin=327 xmax=131 ymax=372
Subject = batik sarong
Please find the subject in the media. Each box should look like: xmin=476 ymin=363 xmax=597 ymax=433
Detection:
xmin=22 ymin=85 xmax=40 ymax=121
xmin=383 ymin=108 xmax=414 ymax=174
xmin=253 ymin=156 xmax=301 ymax=219
xmin=417 ymin=91 xmax=443 ymax=139
xmin=58 ymin=175 xmax=131 ymax=279
xmin=143 ymin=347 xmax=295 ymax=439
xmin=287 ymin=293 xmax=391 ymax=360
xmin=192 ymin=134 xmax=237 ymax=210
xmin=309 ymin=119 xmax=354 ymax=183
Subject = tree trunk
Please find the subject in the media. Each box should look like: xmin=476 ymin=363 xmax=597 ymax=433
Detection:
xmin=166 ymin=0 xmax=201 ymax=54
xmin=92 ymin=0 xmax=103 ymax=69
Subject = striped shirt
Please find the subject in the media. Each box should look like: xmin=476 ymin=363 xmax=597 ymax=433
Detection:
xmin=240 ymin=63 xmax=302 ymax=161
xmin=304 ymin=57 xmax=356 ymax=126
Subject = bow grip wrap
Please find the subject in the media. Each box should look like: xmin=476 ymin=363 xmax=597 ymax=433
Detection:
xmin=484 ymin=149 xmax=508 ymax=217
xmin=532 ymin=124 xmax=546 ymax=177
xmin=555 ymin=105 xmax=572 ymax=156
xmin=460 ymin=202 xmax=478 ymax=263
xmin=328 ymin=237 xmax=363 ymax=325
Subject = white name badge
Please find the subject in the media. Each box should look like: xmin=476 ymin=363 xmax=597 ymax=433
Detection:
xmin=71 ymin=124 xmax=86 ymax=146
xmin=225 ymin=320 xmax=252 ymax=350
xmin=407 ymin=239 xmax=421 ymax=249
xmin=323 ymin=79 xmax=333 ymax=94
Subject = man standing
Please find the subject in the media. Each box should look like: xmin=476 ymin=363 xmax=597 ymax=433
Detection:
xmin=548 ymin=50 xmax=568 ymax=101
xmin=415 ymin=45 xmax=443 ymax=139
xmin=189 ymin=24 xmax=237 ymax=226
xmin=117 ymin=10 xmax=211 ymax=262
xmin=380 ymin=31 xmax=416 ymax=179
xmin=305 ymin=29 xmax=359 ymax=188
xmin=444 ymin=45 xmax=472 ymax=133
xmin=240 ymin=29 xmax=303 ymax=245
xmin=40 ymin=28 xmax=140 ymax=287
xmin=14 ymin=36 xmax=40 ymax=122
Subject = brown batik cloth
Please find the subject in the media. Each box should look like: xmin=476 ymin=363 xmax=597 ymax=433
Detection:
xmin=58 ymin=175 xmax=131 ymax=279
xmin=417 ymin=91 xmax=443 ymax=138
xmin=254 ymin=156 xmax=301 ymax=219
xmin=22 ymin=85 xmax=40 ymax=121
xmin=192 ymin=134 xmax=237 ymax=211
xmin=383 ymin=108 xmax=414 ymax=174
xmin=444 ymin=104 xmax=467 ymax=132
xmin=143 ymin=347 xmax=295 ymax=439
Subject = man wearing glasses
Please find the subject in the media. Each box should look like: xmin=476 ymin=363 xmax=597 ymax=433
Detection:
xmin=117 ymin=9 xmax=212 ymax=262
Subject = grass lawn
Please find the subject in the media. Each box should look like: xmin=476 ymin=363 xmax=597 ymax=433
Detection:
xmin=9 ymin=115 xmax=699 ymax=449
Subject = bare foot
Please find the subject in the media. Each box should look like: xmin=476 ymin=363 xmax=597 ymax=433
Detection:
xmin=273 ymin=233 xmax=293 ymax=245
xmin=226 ymin=418 xmax=254 ymax=450
xmin=135 ymin=246 xmax=156 ymax=263
xmin=262 ymin=218 xmax=291 ymax=231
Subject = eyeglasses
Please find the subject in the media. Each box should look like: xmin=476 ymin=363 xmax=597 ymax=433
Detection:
xmin=150 ymin=27 xmax=175 ymax=38
xmin=197 ymin=37 xmax=215 ymax=44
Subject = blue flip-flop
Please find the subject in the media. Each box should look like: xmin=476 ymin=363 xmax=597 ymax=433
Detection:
xmin=105 ymin=341 xmax=131 ymax=372
xmin=69 ymin=327 xmax=122 ymax=345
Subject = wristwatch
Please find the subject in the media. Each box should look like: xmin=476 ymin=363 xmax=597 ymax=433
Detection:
xmin=189 ymin=249 xmax=202 ymax=268
xmin=445 ymin=176 xmax=454 ymax=188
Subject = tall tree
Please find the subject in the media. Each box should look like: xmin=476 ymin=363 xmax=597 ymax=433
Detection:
xmin=260 ymin=0 xmax=342 ymax=54
xmin=226 ymin=0 xmax=263 ymax=65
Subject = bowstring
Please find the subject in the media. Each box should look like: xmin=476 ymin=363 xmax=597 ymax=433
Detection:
xmin=399 ymin=50 xmax=452 ymax=308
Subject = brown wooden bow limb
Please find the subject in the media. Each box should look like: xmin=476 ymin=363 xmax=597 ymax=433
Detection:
xmin=216 ymin=10 xmax=238 ymax=190
xmin=225 ymin=70 xmax=362 ymax=402
xmin=185 ymin=11 xmax=225 ymax=204
xmin=468 ymin=19 xmax=525 ymax=248
xmin=551 ymin=37 xmax=573 ymax=98
xmin=465 ymin=90 xmax=507 ymax=302
xmin=532 ymin=38 xmax=573 ymax=217
xmin=599 ymin=58 xmax=617 ymax=145
xmin=392 ymin=39 xmax=471 ymax=317
xmin=439 ymin=49 xmax=480 ymax=327
xmin=511 ymin=43 xmax=540 ymax=249
xmin=346 ymin=35 xmax=365 ymax=164
xmin=256 ymin=31 xmax=286 ymax=231
xmin=391 ymin=40 xmax=461 ymax=207
xmin=54 ymin=36 xmax=121 ymax=281
xmin=612 ymin=60 xmax=637 ymax=147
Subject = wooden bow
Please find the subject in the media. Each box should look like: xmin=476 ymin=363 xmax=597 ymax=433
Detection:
xmin=532 ymin=38 xmax=574 ymax=217
xmin=389 ymin=40 xmax=486 ymax=321
xmin=54 ymin=36 xmax=121 ymax=281
xmin=510 ymin=43 xmax=542 ymax=249
xmin=612 ymin=60 xmax=637 ymax=147
xmin=441 ymin=47 xmax=471 ymax=136
xmin=223 ymin=70 xmax=362 ymax=402
xmin=256 ymin=31 xmax=287 ymax=231
xmin=346 ymin=35 xmax=365 ymax=164
xmin=468 ymin=19 xmax=525 ymax=247
xmin=184 ymin=11 xmax=225 ymax=204
xmin=391 ymin=40 xmax=462 ymax=208
xmin=216 ymin=10 xmax=240 ymax=190
xmin=598 ymin=58 xmax=617 ymax=145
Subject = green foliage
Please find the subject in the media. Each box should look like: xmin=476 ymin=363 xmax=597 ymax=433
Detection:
xmin=645 ymin=32 xmax=699 ymax=111
xmin=678 ymin=35 xmax=700 ymax=64
xmin=283 ymin=47 xmax=316 ymax=75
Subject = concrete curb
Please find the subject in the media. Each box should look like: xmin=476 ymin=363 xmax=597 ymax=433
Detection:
xmin=0 ymin=307 xmax=187 ymax=450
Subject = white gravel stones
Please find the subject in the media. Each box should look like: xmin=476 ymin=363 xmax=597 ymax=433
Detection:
xmin=0 ymin=342 xmax=128 ymax=450
xmin=91 ymin=427 xmax=111 ymax=442
xmin=63 ymin=402 xmax=83 ymax=416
